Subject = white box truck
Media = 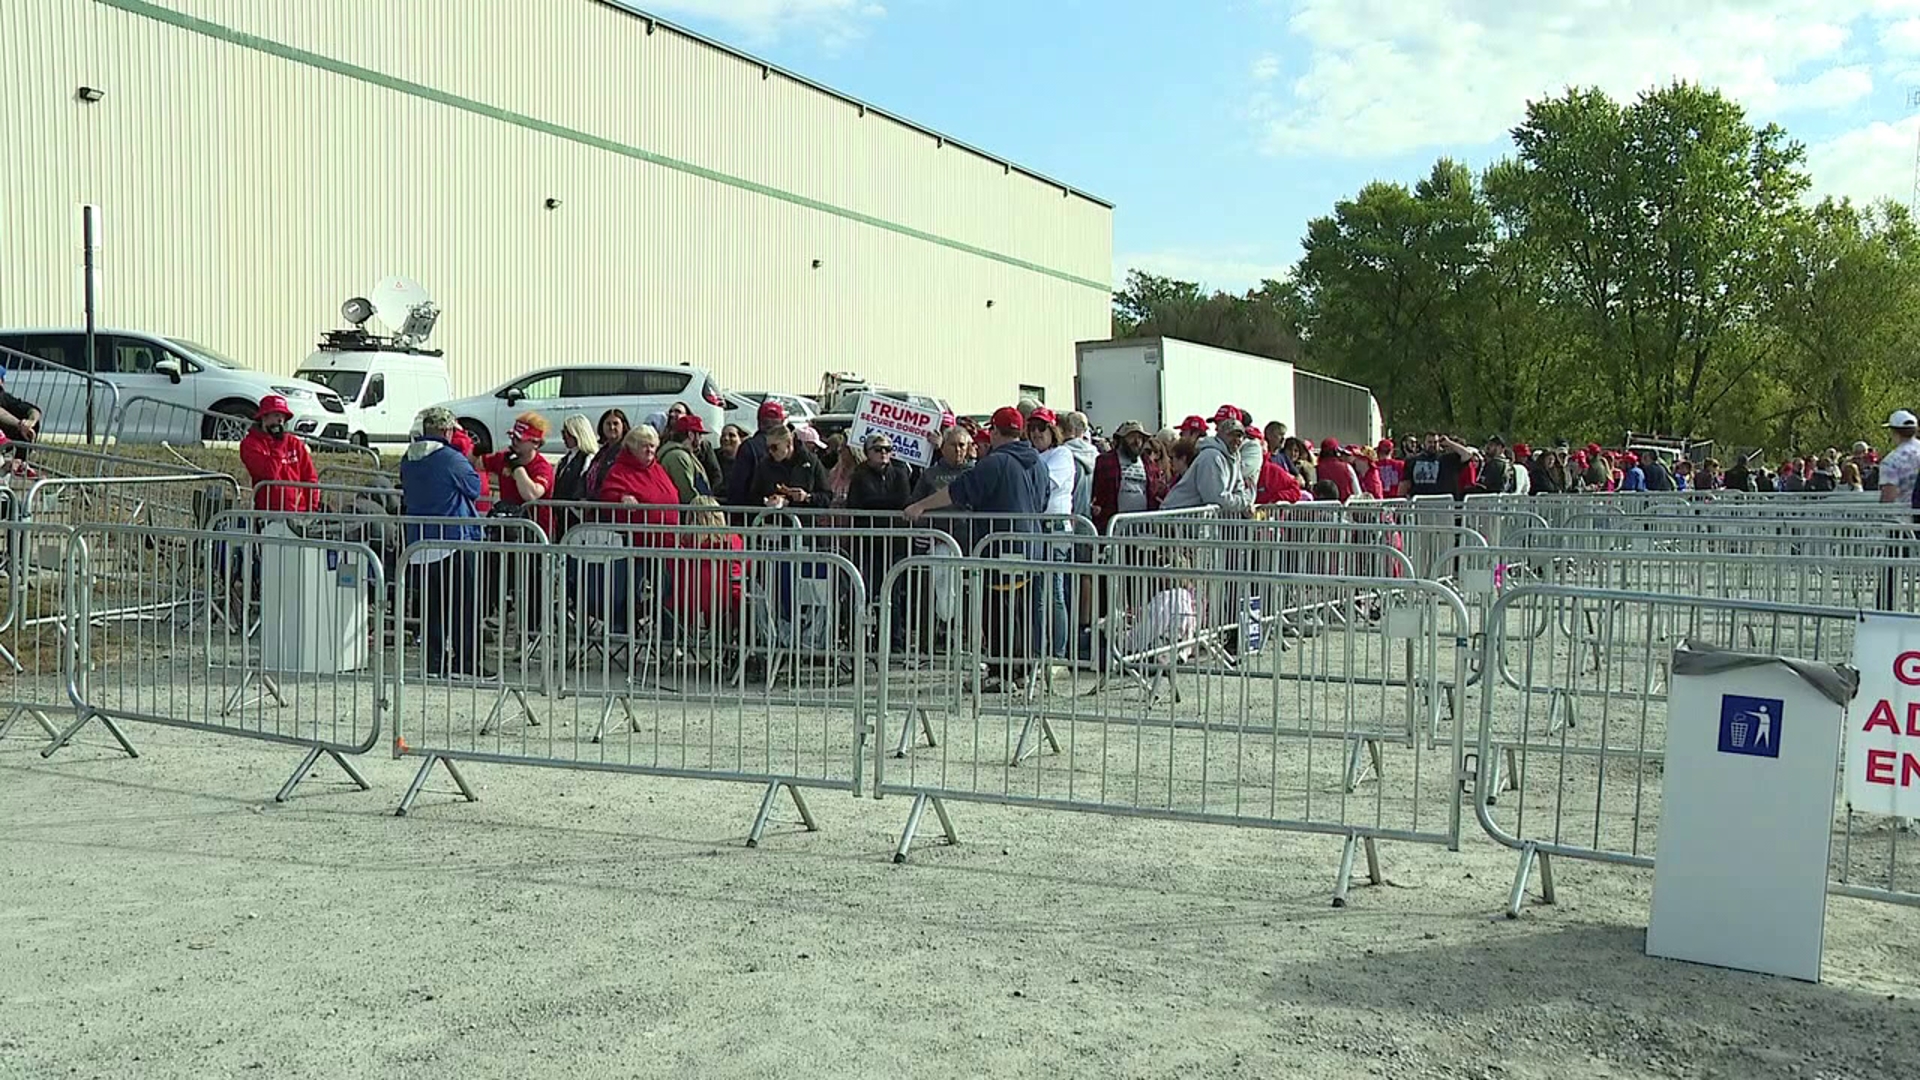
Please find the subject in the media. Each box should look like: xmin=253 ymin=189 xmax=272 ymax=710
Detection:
xmin=1075 ymin=337 xmax=1297 ymax=437
xmin=1076 ymin=336 xmax=1385 ymax=446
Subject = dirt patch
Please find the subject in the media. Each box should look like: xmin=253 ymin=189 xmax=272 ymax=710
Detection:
xmin=1 ymin=722 xmax=1913 ymax=1080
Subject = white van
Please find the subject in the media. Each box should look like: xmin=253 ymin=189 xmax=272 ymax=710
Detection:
xmin=296 ymin=278 xmax=455 ymax=446
xmin=295 ymin=340 xmax=453 ymax=446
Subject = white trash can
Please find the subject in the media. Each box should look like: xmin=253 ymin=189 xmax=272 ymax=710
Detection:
xmin=1646 ymin=640 xmax=1856 ymax=982
xmin=257 ymin=524 xmax=369 ymax=675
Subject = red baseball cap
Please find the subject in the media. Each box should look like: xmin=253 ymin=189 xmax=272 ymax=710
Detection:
xmin=973 ymin=428 xmax=993 ymax=448
xmin=673 ymin=413 xmax=708 ymax=435
xmin=1319 ymin=437 xmax=1342 ymax=453
xmin=1513 ymin=442 xmax=1531 ymax=457
xmin=1212 ymin=404 xmax=1239 ymax=423
xmin=990 ymin=405 xmax=1024 ymax=431
xmin=757 ymin=400 xmax=787 ymax=423
xmin=1178 ymin=415 xmax=1209 ymax=435
xmin=256 ymin=394 xmax=293 ymax=421
xmin=1376 ymin=439 xmax=1394 ymax=455
xmin=1028 ymin=406 xmax=1057 ymax=426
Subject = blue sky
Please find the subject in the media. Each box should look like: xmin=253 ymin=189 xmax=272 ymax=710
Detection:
xmin=645 ymin=0 xmax=1920 ymax=293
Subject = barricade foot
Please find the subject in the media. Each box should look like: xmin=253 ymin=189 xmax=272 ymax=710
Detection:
xmin=274 ymin=746 xmax=374 ymax=803
xmin=892 ymin=793 xmax=957 ymax=864
xmin=0 ymin=704 xmax=59 ymax=744
xmin=1010 ymin=714 xmax=1061 ymax=766
xmin=892 ymin=706 xmax=936 ymax=758
xmin=1342 ymin=738 xmax=1384 ymax=792
xmin=589 ymin=696 xmax=638 ymax=744
xmin=1504 ymin=842 xmax=1556 ymax=918
xmin=745 ymin=781 xmax=819 ymax=848
xmin=480 ymin=688 xmax=542 ymax=738
xmin=41 ymin=709 xmax=138 ymax=760
xmin=395 ymin=755 xmax=477 ymax=817
xmin=1331 ymin=834 xmax=1383 ymax=908
xmin=222 ymin=671 xmax=287 ymax=717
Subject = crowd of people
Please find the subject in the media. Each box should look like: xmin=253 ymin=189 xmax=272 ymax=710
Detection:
xmin=224 ymin=390 xmax=1920 ymax=676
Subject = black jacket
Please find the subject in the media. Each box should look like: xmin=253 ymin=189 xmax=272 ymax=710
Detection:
xmin=749 ymin=447 xmax=827 ymax=506
xmin=847 ymin=461 xmax=914 ymax=511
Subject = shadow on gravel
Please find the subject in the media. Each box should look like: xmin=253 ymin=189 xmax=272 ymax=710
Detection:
xmin=1266 ymin=922 xmax=1918 ymax=1078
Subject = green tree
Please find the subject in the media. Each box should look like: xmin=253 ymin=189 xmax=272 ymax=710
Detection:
xmin=1502 ymin=82 xmax=1808 ymax=436
xmin=1110 ymin=270 xmax=1305 ymax=363
xmin=1758 ymin=199 xmax=1920 ymax=450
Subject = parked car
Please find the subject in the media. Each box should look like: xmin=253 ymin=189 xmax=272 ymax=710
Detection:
xmin=295 ymin=340 xmax=454 ymax=447
xmin=437 ymin=364 xmax=729 ymax=455
xmin=723 ymin=390 xmax=817 ymax=432
xmin=0 ymin=328 xmax=348 ymax=443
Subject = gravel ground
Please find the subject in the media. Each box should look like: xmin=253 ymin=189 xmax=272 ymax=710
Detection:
xmin=2 ymin=715 xmax=1916 ymax=1080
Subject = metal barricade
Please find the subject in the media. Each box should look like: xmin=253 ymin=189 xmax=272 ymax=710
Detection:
xmin=1520 ymin=525 xmax=1917 ymax=562
xmin=1107 ymin=505 xmax=1220 ymax=543
xmin=47 ymin=522 xmax=388 ymax=801
xmin=390 ymin=536 xmax=871 ymax=845
xmin=1475 ymin=584 xmax=1917 ymax=916
xmin=110 ymin=394 xmax=379 ymax=466
xmin=0 ymin=519 xmax=85 ymax=749
xmin=21 ymin=471 xmax=243 ymax=532
xmin=871 ymin=553 xmax=1470 ymax=905
xmin=0 ymin=344 xmax=122 ymax=447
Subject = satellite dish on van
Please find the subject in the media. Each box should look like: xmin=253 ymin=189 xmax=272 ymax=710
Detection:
xmin=340 ymin=296 xmax=374 ymax=326
xmin=369 ymin=276 xmax=440 ymax=347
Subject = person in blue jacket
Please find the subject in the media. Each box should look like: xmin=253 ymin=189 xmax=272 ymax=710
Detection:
xmin=1620 ymin=452 xmax=1648 ymax=493
xmin=907 ymin=405 xmax=1051 ymax=689
xmin=400 ymin=407 xmax=485 ymax=677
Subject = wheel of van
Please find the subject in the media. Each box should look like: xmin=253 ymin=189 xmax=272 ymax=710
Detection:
xmin=459 ymin=419 xmax=493 ymax=456
xmin=204 ymin=399 xmax=255 ymax=444
xmin=351 ymin=431 xmax=370 ymax=448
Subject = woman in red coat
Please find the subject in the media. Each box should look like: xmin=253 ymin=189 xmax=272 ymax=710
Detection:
xmin=597 ymin=424 xmax=681 ymax=542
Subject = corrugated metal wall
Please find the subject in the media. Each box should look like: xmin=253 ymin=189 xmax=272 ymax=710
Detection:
xmin=0 ymin=0 xmax=1114 ymax=412
xmin=1293 ymin=370 xmax=1375 ymax=449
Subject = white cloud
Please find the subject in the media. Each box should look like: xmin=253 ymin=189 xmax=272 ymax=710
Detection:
xmin=1251 ymin=1 xmax=1908 ymax=158
xmin=645 ymin=0 xmax=886 ymax=47
xmin=1807 ymin=116 xmax=1919 ymax=206
xmin=1252 ymin=54 xmax=1281 ymax=82
xmin=1115 ymin=249 xmax=1296 ymax=293
xmin=1882 ymin=16 xmax=1920 ymax=52
xmin=1783 ymin=65 xmax=1875 ymax=111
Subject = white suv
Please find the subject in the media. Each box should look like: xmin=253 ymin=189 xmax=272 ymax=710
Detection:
xmin=437 ymin=364 xmax=730 ymax=454
xmin=0 ymin=329 xmax=348 ymax=443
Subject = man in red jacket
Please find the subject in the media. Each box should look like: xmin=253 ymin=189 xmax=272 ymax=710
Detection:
xmin=1090 ymin=420 xmax=1162 ymax=532
xmin=238 ymin=394 xmax=318 ymax=513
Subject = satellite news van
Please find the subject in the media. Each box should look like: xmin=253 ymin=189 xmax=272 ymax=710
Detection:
xmin=293 ymin=278 xmax=455 ymax=446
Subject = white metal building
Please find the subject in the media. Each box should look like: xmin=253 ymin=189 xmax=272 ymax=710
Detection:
xmin=2 ymin=0 xmax=1114 ymax=413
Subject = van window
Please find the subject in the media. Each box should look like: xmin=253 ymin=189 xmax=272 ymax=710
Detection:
xmin=6 ymin=334 xmax=86 ymax=371
xmin=561 ymin=369 xmax=630 ymax=398
xmin=509 ymin=372 xmax=563 ymax=401
xmin=105 ymin=336 xmax=166 ymax=375
xmin=631 ymin=370 xmax=692 ymax=395
xmin=298 ymin=369 xmax=367 ymax=401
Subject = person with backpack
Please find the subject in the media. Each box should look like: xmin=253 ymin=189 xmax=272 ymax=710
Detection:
xmin=658 ymin=413 xmax=715 ymax=504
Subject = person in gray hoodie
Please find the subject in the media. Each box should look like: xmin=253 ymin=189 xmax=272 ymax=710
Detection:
xmin=1059 ymin=410 xmax=1099 ymax=520
xmin=1162 ymin=418 xmax=1252 ymax=515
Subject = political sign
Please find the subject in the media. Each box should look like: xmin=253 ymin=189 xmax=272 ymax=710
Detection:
xmin=848 ymin=393 xmax=940 ymax=468
xmin=1845 ymin=613 xmax=1920 ymax=817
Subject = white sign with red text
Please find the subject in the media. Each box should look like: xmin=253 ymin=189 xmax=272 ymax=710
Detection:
xmin=848 ymin=392 xmax=939 ymax=468
xmin=1845 ymin=613 xmax=1920 ymax=817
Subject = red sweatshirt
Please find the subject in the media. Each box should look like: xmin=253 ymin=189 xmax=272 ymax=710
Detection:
xmin=239 ymin=429 xmax=319 ymax=513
